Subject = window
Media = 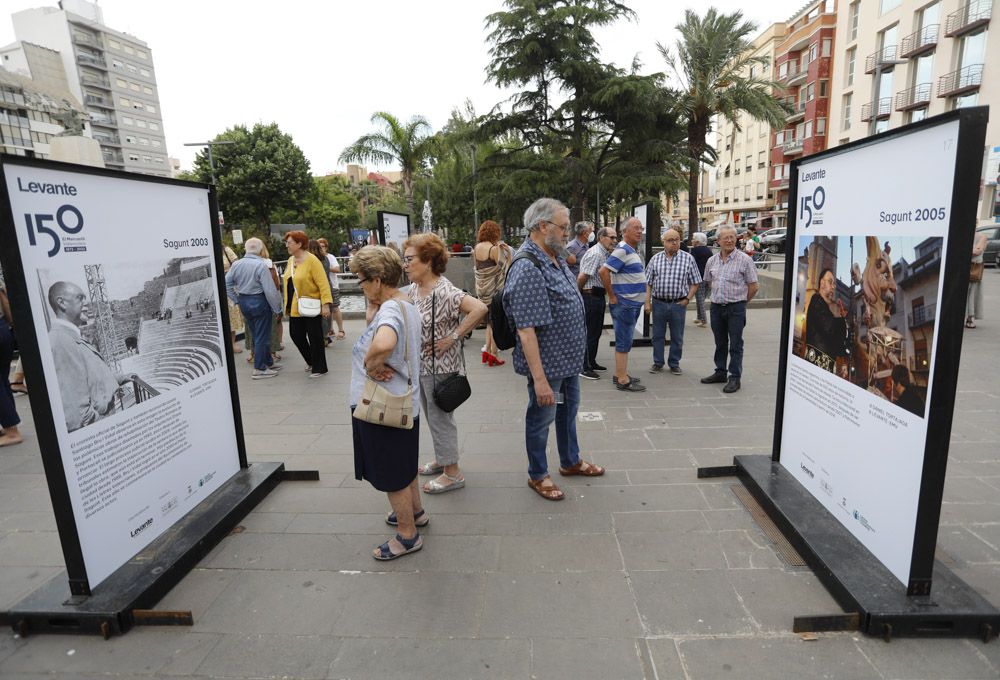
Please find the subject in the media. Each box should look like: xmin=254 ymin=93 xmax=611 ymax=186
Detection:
xmin=880 ymin=0 xmax=901 ymax=14
xmin=779 ymin=61 xmax=788 ymax=79
xmin=909 ymin=108 xmax=928 ymax=123
xmin=744 ymin=185 xmax=751 ymax=200
xmin=775 ymin=130 xmax=785 ymax=146
xmin=920 ymin=2 xmax=940 ymax=30
xmin=119 ymin=96 xmax=130 ymax=106
xmin=819 ymin=81 xmax=828 ymax=97
xmin=124 ymin=45 xmax=135 ymax=55
xmin=875 ymin=119 xmax=889 ymax=133
xmin=805 ymin=83 xmax=816 ymax=101
xmin=130 ymin=82 xmax=140 ymax=92
xmin=724 ymin=190 xmax=729 ymax=203
xmin=112 ymin=60 xmax=123 ymax=70
xmin=137 ymin=119 xmax=147 ymax=128
xmin=152 ymin=139 xmax=161 ymax=148
xmin=745 ymin=155 xmax=752 ymax=172
xmin=137 ymin=50 xmax=148 ymax=60
xmin=116 ymin=77 xmax=128 ymax=88
xmin=953 ymin=92 xmax=979 ymax=109
xmin=133 ymin=101 xmax=144 ymax=110
xmin=125 ymin=135 xmax=136 ymax=144
xmin=849 ymin=2 xmax=860 ymax=41
xmin=816 ymin=118 xmax=826 ymax=135
xmin=846 ymin=48 xmax=856 ymax=87
xmin=912 ymin=52 xmax=934 ymax=88
xmin=959 ymin=30 xmax=987 ymax=70
xmin=126 ymin=63 xmax=137 ymax=74
xmin=757 ymin=183 xmax=765 ymax=200
xmin=139 ymin=137 xmax=149 ymax=146
xmin=809 ymin=44 xmax=818 ymax=62
xmin=140 ymin=68 xmax=150 ymax=77
xmin=128 ymin=153 xmax=139 ymax=162
xmin=149 ymin=122 xmax=159 ymax=131
xmin=142 ymin=86 xmax=153 ymax=95
xmin=108 ymin=38 xmax=121 ymax=49
xmin=145 ymin=104 xmax=156 ymax=113
xmin=842 ymin=93 xmax=852 ymax=131
xmin=805 ymin=121 xmax=814 ymax=138
xmin=822 ymin=38 xmax=831 ymax=58
xmin=122 ymin=116 xmax=134 ymax=126
xmin=143 ymin=155 xmax=152 ymax=163
xmin=758 ymin=151 xmax=765 ymax=168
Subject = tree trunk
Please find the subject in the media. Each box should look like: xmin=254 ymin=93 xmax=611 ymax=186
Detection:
xmin=402 ymin=172 xmax=414 ymax=235
xmin=687 ymin=119 xmax=707 ymax=245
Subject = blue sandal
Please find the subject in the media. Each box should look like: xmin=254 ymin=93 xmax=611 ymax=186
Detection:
xmin=385 ymin=508 xmax=429 ymax=527
xmin=373 ymin=533 xmax=422 ymax=561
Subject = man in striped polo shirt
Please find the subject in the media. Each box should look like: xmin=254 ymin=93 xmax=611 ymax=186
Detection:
xmin=701 ymin=225 xmax=759 ymax=394
xmin=599 ymin=217 xmax=647 ymax=392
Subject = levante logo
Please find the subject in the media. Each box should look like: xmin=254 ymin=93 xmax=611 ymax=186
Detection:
xmin=799 ymin=168 xmax=827 ymax=229
xmin=17 ymin=177 xmax=86 ymax=257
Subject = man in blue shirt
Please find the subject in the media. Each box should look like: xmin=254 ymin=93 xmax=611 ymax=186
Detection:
xmin=564 ymin=220 xmax=593 ymax=278
xmin=644 ymin=228 xmax=701 ymax=375
xmin=503 ymin=198 xmax=605 ymax=501
xmin=599 ymin=217 xmax=647 ymax=392
xmin=225 ymin=238 xmax=284 ymax=379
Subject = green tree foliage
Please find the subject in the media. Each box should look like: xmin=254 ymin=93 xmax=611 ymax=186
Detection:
xmin=303 ymin=175 xmax=362 ymax=245
xmin=659 ymin=8 xmax=790 ymax=234
xmin=339 ymin=112 xmax=435 ymax=224
xmin=482 ymin=0 xmax=685 ymax=222
xmin=192 ymin=123 xmax=313 ymax=233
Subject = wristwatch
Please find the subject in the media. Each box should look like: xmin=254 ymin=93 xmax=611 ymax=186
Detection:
xmin=450 ymin=331 xmax=459 ymax=341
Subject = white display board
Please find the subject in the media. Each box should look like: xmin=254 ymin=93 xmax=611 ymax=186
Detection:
xmin=4 ymin=163 xmax=241 ymax=588
xmin=381 ymin=211 xmax=409 ymax=246
xmin=779 ymin=120 xmax=958 ymax=585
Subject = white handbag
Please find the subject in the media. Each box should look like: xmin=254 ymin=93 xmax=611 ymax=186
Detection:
xmin=297 ymin=297 xmax=321 ymax=317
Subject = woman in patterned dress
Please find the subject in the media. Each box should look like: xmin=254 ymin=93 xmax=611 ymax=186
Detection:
xmin=402 ymin=233 xmax=487 ymax=494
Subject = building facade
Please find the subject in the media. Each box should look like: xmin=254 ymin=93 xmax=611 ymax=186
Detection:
xmin=0 ymin=61 xmax=85 ymax=158
xmin=771 ymin=1 xmax=839 ymax=228
xmin=715 ymin=23 xmax=787 ymax=231
xmin=828 ymin=0 xmax=998 ymax=222
xmin=6 ymin=0 xmax=169 ymax=176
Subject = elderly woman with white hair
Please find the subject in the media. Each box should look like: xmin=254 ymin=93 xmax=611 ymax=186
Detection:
xmin=690 ymin=232 xmax=713 ymax=328
xmin=225 ymin=238 xmax=285 ymax=379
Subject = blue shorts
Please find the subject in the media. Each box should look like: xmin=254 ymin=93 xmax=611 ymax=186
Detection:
xmin=609 ymin=302 xmax=642 ymax=352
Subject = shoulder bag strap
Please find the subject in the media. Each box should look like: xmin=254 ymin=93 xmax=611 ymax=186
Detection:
xmin=393 ymin=299 xmax=411 ymax=388
xmin=431 ymin=292 xmax=436 ymax=380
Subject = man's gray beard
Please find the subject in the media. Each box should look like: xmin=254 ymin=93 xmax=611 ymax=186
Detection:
xmin=544 ymin=231 xmax=566 ymax=251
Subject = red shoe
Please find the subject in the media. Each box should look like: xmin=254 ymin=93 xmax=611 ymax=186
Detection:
xmin=488 ymin=353 xmax=505 ymax=367
xmin=482 ymin=351 xmax=489 ymax=364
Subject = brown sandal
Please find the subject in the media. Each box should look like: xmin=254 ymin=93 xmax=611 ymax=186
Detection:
xmin=559 ymin=460 xmax=605 ymax=477
xmin=528 ymin=476 xmax=565 ymax=501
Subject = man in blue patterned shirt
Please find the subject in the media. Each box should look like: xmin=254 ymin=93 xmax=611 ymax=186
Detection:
xmin=503 ymin=198 xmax=605 ymax=501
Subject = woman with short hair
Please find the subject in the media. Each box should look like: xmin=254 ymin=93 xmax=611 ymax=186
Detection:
xmin=473 ymin=220 xmax=513 ymax=366
xmin=402 ymin=233 xmax=487 ymax=493
xmin=282 ymin=231 xmax=332 ymax=377
xmin=690 ymin=232 xmax=713 ymax=328
xmin=349 ymin=246 xmax=424 ymax=560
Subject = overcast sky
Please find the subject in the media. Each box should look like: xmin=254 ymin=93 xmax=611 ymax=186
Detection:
xmin=2 ymin=0 xmax=807 ymax=174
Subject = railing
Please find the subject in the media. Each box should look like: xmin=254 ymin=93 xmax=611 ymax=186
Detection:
xmin=860 ymin=97 xmax=892 ymax=122
xmin=895 ymin=83 xmax=932 ymax=111
xmin=865 ymin=45 xmax=900 ymax=74
xmin=786 ymin=65 xmax=808 ymax=86
xmin=783 ymin=138 xmax=804 ymax=154
xmin=93 ymin=133 xmax=121 ymax=145
xmin=945 ymin=1 xmax=991 ymax=37
xmin=85 ymin=94 xmax=113 ymax=108
xmin=785 ymin=101 xmax=806 ymax=121
xmin=102 ymin=151 xmax=124 ymax=164
xmin=937 ymin=64 xmax=983 ymax=98
xmin=76 ymin=52 xmax=105 ymax=68
xmin=908 ymin=305 xmax=936 ymax=327
xmin=131 ymin=375 xmax=160 ymax=404
xmin=81 ymin=74 xmax=110 ymax=89
xmin=778 ymin=64 xmax=800 ymax=82
xmin=89 ymin=113 xmax=117 ymax=126
xmin=900 ymin=24 xmax=939 ymax=58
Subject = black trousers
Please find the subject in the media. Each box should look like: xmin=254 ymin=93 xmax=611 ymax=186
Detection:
xmin=582 ymin=292 xmax=606 ymax=370
xmin=289 ymin=316 xmax=327 ymax=374
xmin=0 ymin=322 xmax=19 ymax=429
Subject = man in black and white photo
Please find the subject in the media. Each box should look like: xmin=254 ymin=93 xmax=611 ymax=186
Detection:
xmin=48 ymin=281 xmax=135 ymax=432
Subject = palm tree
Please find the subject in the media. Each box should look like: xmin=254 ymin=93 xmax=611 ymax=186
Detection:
xmin=339 ymin=112 xmax=434 ymax=229
xmin=659 ymin=9 xmax=789 ymax=238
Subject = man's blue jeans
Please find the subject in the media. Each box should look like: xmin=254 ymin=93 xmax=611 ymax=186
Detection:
xmin=238 ymin=294 xmax=274 ymax=371
xmin=651 ymin=299 xmax=686 ymax=369
xmin=525 ymin=374 xmax=581 ymax=480
xmin=710 ymin=301 xmax=747 ymax=379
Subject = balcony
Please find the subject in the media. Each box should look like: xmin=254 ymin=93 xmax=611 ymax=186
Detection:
xmin=93 ymin=132 xmax=121 ymax=146
xmin=786 ymin=66 xmax=808 ymax=87
xmin=937 ymin=64 xmax=983 ymax=98
xmin=89 ymin=113 xmax=117 ymax=127
xmin=900 ymin=24 xmax=939 ymax=58
xmin=72 ymin=33 xmax=102 ymax=49
xmin=908 ymin=304 xmax=936 ymax=327
xmin=785 ymin=101 xmax=806 ymax=123
xmin=860 ymin=97 xmax=892 ymax=122
xmin=783 ymin=138 xmax=804 ymax=155
xmin=76 ymin=52 xmax=106 ymax=69
xmin=865 ymin=45 xmax=903 ymax=74
xmin=775 ymin=178 xmax=790 ymax=190
xmin=778 ymin=63 xmax=800 ymax=83
xmin=102 ymin=150 xmax=124 ymax=165
xmin=81 ymin=74 xmax=111 ymax=90
xmin=895 ymin=83 xmax=932 ymax=111
xmin=945 ymin=1 xmax=991 ymax=37
xmin=85 ymin=94 xmax=114 ymax=109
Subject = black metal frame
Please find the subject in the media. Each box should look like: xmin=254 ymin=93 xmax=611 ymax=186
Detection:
xmin=376 ymin=210 xmax=410 ymax=246
xmin=771 ymin=107 xmax=989 ymax=595
xmin=0 ymin=155 xmax=249 ymax=594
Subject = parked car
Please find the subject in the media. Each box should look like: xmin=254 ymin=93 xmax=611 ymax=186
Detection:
xmin=976 ymin=225 xmax=1000 ymax=266
xmin=759 ymin=227 xmax=787 ymax=253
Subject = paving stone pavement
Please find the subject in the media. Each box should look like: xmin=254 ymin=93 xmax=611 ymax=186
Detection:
xmin=1 ymin=273 xmax=998 ymax=679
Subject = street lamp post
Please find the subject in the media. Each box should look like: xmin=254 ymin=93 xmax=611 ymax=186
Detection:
xmin=183 ymin=140 xmax=236 ymax=185
xmin=470 ymin=146 xmax=479 ymax=230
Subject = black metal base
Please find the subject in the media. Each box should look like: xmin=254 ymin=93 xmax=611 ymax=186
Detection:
xmin=734 ymin=455 xmax=1000 ymax=641
xmin=0 ymin=462 xmax=286 ymax=637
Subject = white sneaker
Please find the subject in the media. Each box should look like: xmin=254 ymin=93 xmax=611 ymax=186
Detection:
xmin=268 ymin=364 xmax=283 ymax=371
xmin=252 ymin=368 xmax=279 ymax=380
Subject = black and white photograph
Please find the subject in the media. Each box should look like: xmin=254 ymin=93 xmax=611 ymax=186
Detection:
xmin=39 ymin=256 xmax=223 ymax=433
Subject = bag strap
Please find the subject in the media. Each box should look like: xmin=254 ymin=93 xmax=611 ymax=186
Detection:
xmin=393 ymin=299 xmax=412 ymax=388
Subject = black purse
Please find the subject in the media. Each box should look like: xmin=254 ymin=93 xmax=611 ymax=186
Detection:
xmin=431 ymin=292 xmax=471 ymax=413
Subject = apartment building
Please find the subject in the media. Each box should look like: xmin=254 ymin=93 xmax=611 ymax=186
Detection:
xmin=715 ymin=23 xmax=787 ymax=231
xmin=662 ymin=167 xmax=716 ymax=233
xmin=4 ymin=0 xmax=169 ymax=177
xmin=0 ymin=61 xmax=85 ymax=158
xmin=770 ymin=1 xmax=839 ymax=228
xmin=828 ymin=0 xmax=998 ymax=222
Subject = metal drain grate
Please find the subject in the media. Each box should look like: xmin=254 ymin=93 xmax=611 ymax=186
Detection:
xmin=730 ymin=484 xmax=807 ymax=567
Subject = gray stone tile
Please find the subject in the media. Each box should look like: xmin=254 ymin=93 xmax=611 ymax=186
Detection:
xmin=0 ymin=531 xmax=63 ymax=567
xmin=856 ymin=636 xmax=998 ymax=680
xmin=598 ymin=450 xmax=696 ymax=470
xmin=618 ymin=530 xmax=727 ymax=571
xmin=528 ymin=638 xmax=647 ymax=680
xmin=235 ymin=511 xmax=297 ymax=533
xmin=332 ymin=573 xmax=484 ymax=638
xmin=611 ymin=510 xmax=709 ymax=534
xmin=155 ymin=568 xmax=239 ymax=622
xmin=625 ymin=468 xmax=701 ymax=485
xmin=717 ymin=529 xmax=785 ymax=569
xmin=698 ymin=482 xmax=741 ymax=510
xmin=498 ymin=534 xmax=623 ymax=572
xmin=728 ymin=569 xmax=843 ymax=633
xmin=630 ymin=570 xmax=755 ymax=636
xmin=194 ymin=634 xmax=340 ymax=679
xmin=937 ymin=526 xmax=1000 ymax=565
xmin=677 ymin=635 xmax=879 ymax=680
xmin=0 ymin=566 xmax=62 ymax=611
xmin=480 ymin=572 xmax=642 ymax=638
xmin=328 ymin=637 xmax=528 ymax=680
xmin=644 ymin=637 xmax=686 ymax=680
xmin=558 ymin=484 xmax=708 ymax=513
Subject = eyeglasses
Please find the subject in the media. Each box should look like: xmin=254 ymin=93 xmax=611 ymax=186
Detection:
xmin=545 ymin=220 xmax=570 ymax=231
xmin=402 ymin=255 xmax=416 ymax=264
xmin=356 ymin=276 xmax=370 ymax=285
